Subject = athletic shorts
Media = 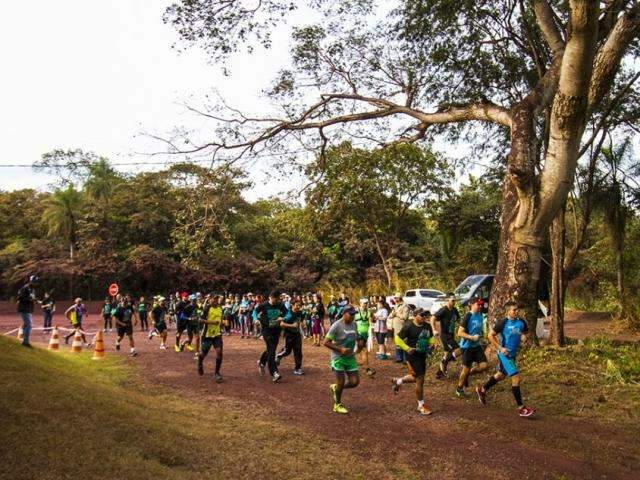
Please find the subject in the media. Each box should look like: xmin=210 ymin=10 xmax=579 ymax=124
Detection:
xmin=375 ymin=332 xmax=387 ymax=345
xmin=357 ymin=330 xmax=369 ymax=343
xmin=331 ymin=356 xmax=359 ymax=373
xmin=155 ymin=321 xmax=167 ymax=333
xmin=71 ymin=321 xmax=82 ymax=330
xmin=406 ymin=352 xmax=428 ymax=377
xmin=201 ymin=336 xmax=223 ymax=354
xmin=187 ymin=321 xmax=200 ymax=336
xmin=117 ymin=324 xmax=133 ymax=337
xmin=461 ymin=346 xmax=487 ymax=367
xmin=440 ymin=335 xmax=459 ymax=352
xmin=497 ymin=354 xmax=519 ymax=377
xmin=176 ymin=318 xmax=188 ymax=333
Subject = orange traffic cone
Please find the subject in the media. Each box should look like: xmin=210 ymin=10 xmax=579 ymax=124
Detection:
xmin=70 ymin=329 xmax=83 ymax=353
xmin=48 ymin=326 xmax=60 ymax=351
xmin=17 ymin=327 xmax=24 ymax=343
xmin=92 ymin=331 xmax=105 ymax=360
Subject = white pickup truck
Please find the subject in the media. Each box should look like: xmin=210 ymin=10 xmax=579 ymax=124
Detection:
xmin=403 ymin=288 xmax=445 ymax=313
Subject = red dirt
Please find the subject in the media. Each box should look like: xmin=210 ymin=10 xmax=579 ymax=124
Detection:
xmin=2 ymin=311 xmax=638 ymax=479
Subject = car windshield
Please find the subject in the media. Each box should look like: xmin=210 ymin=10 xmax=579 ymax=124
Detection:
xmin=454 ymin=276 xmax=484 ymax=296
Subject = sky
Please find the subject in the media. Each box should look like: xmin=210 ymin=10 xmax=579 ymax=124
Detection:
xmin=0 ymin=0 xmax=309 ymax=199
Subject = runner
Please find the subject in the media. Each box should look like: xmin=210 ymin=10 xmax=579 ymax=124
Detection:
xmin=256 ymin=291 xmax=287 ymax=382
xmin=324 ymin=305 xmax=360 ymax=414
xmin=475 ymin=302 xmax=535 ymax=418
xmin=430 ymin=293 xmax=461 ymax=379
xmin=149 ymin=296 xmax=168 ymax=350
xmin=174 ymin=293 xmax=190 ymax=352
xmin=40 ymin=291 xmax=55 ymax=332
xmin=198 ymin=295 xmax=225 ymax=382
xmin=64 ymin=298 xmax=89 ymax=346
xmin=355 ymin=298 xmax=376 ymax=377
xmin=113 ymin=296 xmax=138 ymax=356
xmin=373 ymin=299 xmax=389 ymax=360
xmin=138 ymin=296 xmax=149 ymax=331
xmin=184 ymin=295 xmax=201 ymax=356
xmin=276 ymin=300 xmax=304 ymax=375
xmin=455 ymin=298 xmax=488 ymax=397
xmin=392 ymin=308 xmax=436 ymax=415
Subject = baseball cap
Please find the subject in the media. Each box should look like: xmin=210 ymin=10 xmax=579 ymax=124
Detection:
xmin=413 ymin=307 xmax=426 ymax=317
xmin=394 ymin=292 xmax=402 ymax=298
xmin=342 ymin=306 xmax=357 ymax=316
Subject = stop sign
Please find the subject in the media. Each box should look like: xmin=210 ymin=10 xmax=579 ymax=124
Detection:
xmin=108 ymin=283 xmax=119 ymax=296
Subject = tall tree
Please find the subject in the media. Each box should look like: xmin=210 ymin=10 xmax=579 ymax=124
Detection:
xmin=163 ymin=0 xmax=640 ymax=334
xmin=41 ymin=185 xmax=83 ymax=260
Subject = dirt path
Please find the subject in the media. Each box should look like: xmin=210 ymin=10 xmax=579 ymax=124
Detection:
xmin=2 ymin=314 xmax=639 ymax=479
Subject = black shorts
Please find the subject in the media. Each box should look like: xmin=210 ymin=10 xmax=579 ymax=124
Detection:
xmin=461 ymin=346 xmax=487 ymax=367
xmin=440 ymin=335 xmax=459 ymax=352
xmin=406 ymin=352 xmax=427 ymax=377
xmin=177 ymin=318 xmax=188 ymax=333
xmin=375 ymin=332 xmax=387 ymax=345
xmin=201 ymin=336 xmax=223 ymax=354
xmin=155 ymin=321 xmax=167 ymax=333
xmin=117 ymin=324 xmax=133 ymax=337
xmin=187 ymin=321 xmax=200 ymax=335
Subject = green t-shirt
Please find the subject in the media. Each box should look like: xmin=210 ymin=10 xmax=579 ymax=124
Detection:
xmin=355 ymin=309 xmax=371 ymax=334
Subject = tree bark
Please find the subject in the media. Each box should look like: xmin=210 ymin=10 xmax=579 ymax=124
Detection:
xmin=549 ymin=205 xmax=566 ymax=346
xmin=372 ymin=232 xmax=393 ymax=289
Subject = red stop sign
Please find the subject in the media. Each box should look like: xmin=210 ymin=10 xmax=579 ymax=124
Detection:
xmin=108 ymin=283 xmax=119 ymax=296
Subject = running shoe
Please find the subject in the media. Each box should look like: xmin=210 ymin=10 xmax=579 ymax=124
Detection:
xmin=272 ymin=372 xmax=282 ymax=383
xmin=257 ymin=360 xmax=265 ymax=376
xmin=418 ymin=405 xmax=432 ymax=416
xmin=455 ymin=387 xmax=467 ymax=398
xmin=293 ymin=369 xmax=304 ymax=375
xmin=330 ymin=384 xmax=338 ymax=403
xmin=366 ymin=368 xmax=376 ymax=378
xmin=215 ymin=373 xmax=223 ymax=383
xmin=148 ymin=330 xmax=156 ymax=340
xmin=174 ymin=345 xmax=181 ymax=352
xmin=391 ymin=378 xmax=401 ymax=394
xmin=518 ymin=406 xmax=535 ymax=418
xmin=332 ymin=403 xmax=348 ymax=414
xmin=197 ymin=362 xmax=204 ymax=376
xmin=160 ymin=344 xmax=167 ymax=350
xmin=186 ymin=344 xmax=194 ymax=352
xmin=476 ymin=386 xmax=487 ymax=405
xmin=129 ymin=351 xmax=138 ymax=357
xmin=115 ymin=342 xmax=120 ymax=351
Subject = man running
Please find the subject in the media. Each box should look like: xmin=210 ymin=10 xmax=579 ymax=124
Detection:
xmin=113 ymin=296 xmax=138 ymax=356
xmin=174 ymin=294 xmax=190 ymax=352
xmin=324 ymin=305 xmax=360 ymax=414
xmin=198 ymin=295 xmax=225 ymax=382
xmin=149 ymin=296 xmax=168 ymax=350
xmin=476 ymin=302 xmax=535 ymax=418
xmin=392 ymin=308 xmax=435 ymax=415
xmin=355 ymin=298 xmax=376 ymax=377
xmin=455 ymin=298 xmax=488 ymax=397
xmin=256 ymin=291 xmax=287 ymax=382
xmin=276 ymin=300 xmax=304 ymax=375
xmin=64 ymin=298 xmax=89 ymax=346
xmin=430 ymin=293 xmax=461 ymax=379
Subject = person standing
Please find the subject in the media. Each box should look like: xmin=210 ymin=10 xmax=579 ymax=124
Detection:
xmin=387 ymin=292 xmax=411 ymax=363
xmin=16 ymin=275 xmax=38 ymax=347
xmin=198 ymin=295 xmax=225 ymax=382
xmin=324 ymin=305 xmax=360 ymax=414
xmin=392 ymin=308 xmax=436 ymax=415
xmin=455 ymin=298 xmax=488 ymax=397
xmin=311 ymin=293 xmax=325 ymax=346
xmin=102 ymin=297 xmax=114 ymax=332
xmin=138 ymin=296 xmax=149 ymax=331
xmin=373 ymin=300 xmax=389 ymax=360
xmin=276 ymin=300 xmax=304 ymax=375
xmin=430 ymin=294 xmax=461 ymax=379
xmin=256 ymin=291 xmax=287 ymax=382
xmin=355 ymin=298 xmax=376 ymax=377
xmin=41 ymin=292 xmax=55 ymax=332
xmin=476 ymin=302 xmax=535 ymax=417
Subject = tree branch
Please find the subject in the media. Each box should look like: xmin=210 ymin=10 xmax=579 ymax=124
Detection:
xmin=533 ymin=0 xmax=565 ymax=55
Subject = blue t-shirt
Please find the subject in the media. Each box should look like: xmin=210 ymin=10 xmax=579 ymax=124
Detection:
xmin=493 ymin=317 xmax=528 ymax=359
xmin=459 ymin=312 xmax=484 ymax=349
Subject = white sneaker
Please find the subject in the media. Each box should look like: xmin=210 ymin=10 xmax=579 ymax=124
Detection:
xmin=293 ymin=369 xmax=304 ymax=375
xmin=272 ymin=372 xmax=282 ymax=383
xmin=160 ymin=344 xmax=166 ymax=350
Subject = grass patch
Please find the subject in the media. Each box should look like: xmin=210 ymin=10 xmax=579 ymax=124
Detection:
xmin=0 ymin=337 xmax=416 ymax=480
xmin=518 ymin=338 xmax=640 ymax=430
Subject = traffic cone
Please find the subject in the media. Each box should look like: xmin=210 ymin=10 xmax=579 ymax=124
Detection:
xmin=92 ymin=331 xmax=105 ymax=360
xmin=17 ymin=327 xmax=24 ymax=343
xmin=48 ymin=326 xmax=60 ymax=351
xmin=70 ymin=329 xmax=83 ymax=353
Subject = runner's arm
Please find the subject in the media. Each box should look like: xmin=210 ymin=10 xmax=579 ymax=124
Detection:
xmin=323 ymin=336 xmax=349 ymax=355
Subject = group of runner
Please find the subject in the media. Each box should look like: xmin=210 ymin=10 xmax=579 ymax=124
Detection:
xmin=16 ymin=276 xmax=535 ymax=418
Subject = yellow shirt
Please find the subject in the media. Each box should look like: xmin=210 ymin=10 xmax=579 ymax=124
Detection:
xmin=202 ymin=306 xmax=222 ymax=338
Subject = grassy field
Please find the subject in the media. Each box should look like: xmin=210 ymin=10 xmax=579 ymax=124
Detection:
xmin=0 ymin=337 xmax=416 ymax=480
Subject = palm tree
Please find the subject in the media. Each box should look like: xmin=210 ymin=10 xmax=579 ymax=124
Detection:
xmin=84 ymin=157 xmax=118 ymax=204
xmin=41 ymin=185 xmax=84 ymax=260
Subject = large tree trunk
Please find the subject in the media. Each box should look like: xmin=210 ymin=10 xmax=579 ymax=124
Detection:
xmin=549 ymin=206 xmax=566 ymax=346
